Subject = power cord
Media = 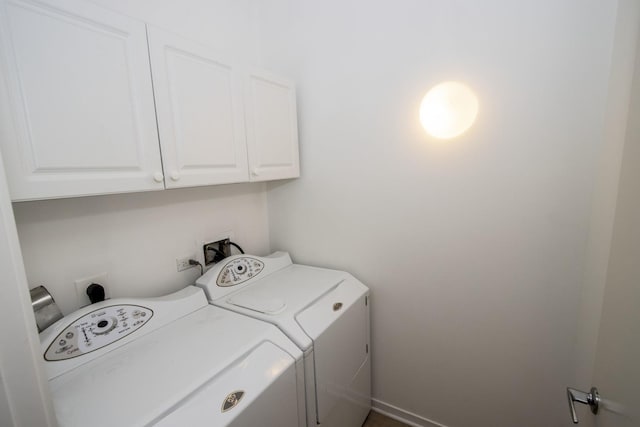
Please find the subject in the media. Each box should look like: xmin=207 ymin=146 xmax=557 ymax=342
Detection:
xmin=203 ymin=240 xmax=246 ymax=267
xmin=205 ymin=240 xmax=244 ymax=260
xmin=205 ymin=246 xmax=227 ymax=261
xmin=189 ymin=241 xmax=244 ymax=277
xmin=229 ymin=241 xmax=244 ymax=254
xmin=188 ymin=259 xmax=203 ymax=275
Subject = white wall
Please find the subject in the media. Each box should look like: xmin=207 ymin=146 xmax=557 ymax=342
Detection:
xmin=259 ymin=1 xmax=620 ymax=426
xmin=10 ymin=0 xmax=271 ymax=316
xmin=13 ymin=183 xmax=270 ymax=315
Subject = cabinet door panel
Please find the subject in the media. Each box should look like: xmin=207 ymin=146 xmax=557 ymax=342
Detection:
xmin=245 ymin=72 xmax=299 ymax=182
xmin=148 ymin=26 xmax=248 ymax=188
xmin=0 ymin=0 xmax=164 ymax=200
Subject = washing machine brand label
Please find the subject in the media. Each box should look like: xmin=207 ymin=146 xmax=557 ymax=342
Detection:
xmin=221 ymin=390 xmax=245 ymax=412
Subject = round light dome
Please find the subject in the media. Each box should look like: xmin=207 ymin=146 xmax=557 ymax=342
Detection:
xmin=419 ymin=81 xmax=479 ymax=139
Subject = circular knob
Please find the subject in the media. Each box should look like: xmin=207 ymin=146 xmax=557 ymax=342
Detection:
xmin=251 ymin=169 xmax=259 ymax=176
xmin=93 ymin=317 xmax=117 ymax=335
xmin=153 ymin=172 xmax=164 ymax=183
xmin=170 ymin=171 xmax=180 ymax=181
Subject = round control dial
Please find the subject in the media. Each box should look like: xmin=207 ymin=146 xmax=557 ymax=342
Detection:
xmin=217 ymin=257 xmax=265 ymax=287
xmin=92 ymin=317 xmax=117 ymax=335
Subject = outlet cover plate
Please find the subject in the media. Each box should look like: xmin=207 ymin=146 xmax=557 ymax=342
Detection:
xmin=176 ymin=255 xmax=197 ymax=272
xmin=200 ymin=231 xmax=233 ymax=264
xmin=75 ymin=272 xmax=108 ymax=308
xmin=200 ymin=231 xmax=233 ymax=250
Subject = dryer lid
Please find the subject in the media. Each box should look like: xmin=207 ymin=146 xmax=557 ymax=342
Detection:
xmin=208 ymin=262 xmax=354 ymax=350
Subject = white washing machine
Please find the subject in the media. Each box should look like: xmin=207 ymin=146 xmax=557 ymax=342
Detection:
xmin=39 ymin=286 xmax=306 ymax=427
xmin=195 ymin=252 xmax=371 ymax=427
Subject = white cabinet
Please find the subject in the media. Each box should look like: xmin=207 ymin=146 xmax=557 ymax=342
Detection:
xmin=0 ymin=0 xmax=299 ymax=201
xmin=245 ymin=71 xmax=300 ymax=182
xmin=147 ymin=27 xmax=249 ymax=188
xmin=0 ymin=0 xmax=164 ymax=200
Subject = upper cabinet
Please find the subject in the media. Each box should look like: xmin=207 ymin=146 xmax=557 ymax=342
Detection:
xmin=0 ymin=0 xmax=164 ymax=200
xmin=245 ymin=72 xmax=300 ymax=182
xmin=147 ymin=27 xmax=248 ymax=188
xmin=0 ymin=0 xmax=299 ymax=201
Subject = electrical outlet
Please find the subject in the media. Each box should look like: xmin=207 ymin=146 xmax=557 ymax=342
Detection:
xmin=75 ymin=272 xmax=108 ymax=307
xmin=176 ymin=255 xmax=197 ymax=272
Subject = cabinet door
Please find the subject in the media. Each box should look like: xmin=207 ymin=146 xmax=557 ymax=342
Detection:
xmin=147 ymin=26 xmax=248 ymax=188
xmin=0 ymin=0 xmax=164 ymax=201
xmin=245 ymin=71 xmax=300 ymax=182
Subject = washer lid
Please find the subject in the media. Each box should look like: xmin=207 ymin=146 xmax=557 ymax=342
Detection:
xmin=48 ymin=304 xmax=302 ymax=427
xmin=228 ymin=293 xmax=286 ymax=314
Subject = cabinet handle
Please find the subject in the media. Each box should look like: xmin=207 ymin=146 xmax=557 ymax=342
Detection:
xmin=170 ymin=171 xmax=180 ymax=181
xmin=153 ymin=172 xmax=164 ymax=183
xmin=251 ymin=169 xmax=259 ymax=176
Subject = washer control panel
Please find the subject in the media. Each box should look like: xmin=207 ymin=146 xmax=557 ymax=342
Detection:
xmin=217 ymin=257 xmax=265 ymax=287
xmin=44 ymin=304 xmax=153 ymax=361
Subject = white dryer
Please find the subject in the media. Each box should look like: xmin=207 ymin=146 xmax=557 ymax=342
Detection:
xmin=39 ymin=286 xmax=306 ymax=427
xmin=195 ymin=252 xmax=371 ymax=427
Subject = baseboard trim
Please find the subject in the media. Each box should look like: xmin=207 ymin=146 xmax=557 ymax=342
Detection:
xmin=371 ymin=398 xmax=449 ymax=427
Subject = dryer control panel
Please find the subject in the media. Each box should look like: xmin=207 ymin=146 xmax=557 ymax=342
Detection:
xmin=196 ymin=252 xmax=293 ymax=301
xmin=217 ymin=257 xmax=265 ymax=287
xmin=44 ymin=304 xmax=153 ymax=361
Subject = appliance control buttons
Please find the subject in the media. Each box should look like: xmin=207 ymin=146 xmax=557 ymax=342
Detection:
xmin=217 ymin=257 xmax=264 ymax=287
xmin=92 ymin=317 xmax=117 ymax=335
xmin=44 ymin=304 xmax=154 ymax=361
xmin=55 ymin=345 xmax=73 ymax=354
